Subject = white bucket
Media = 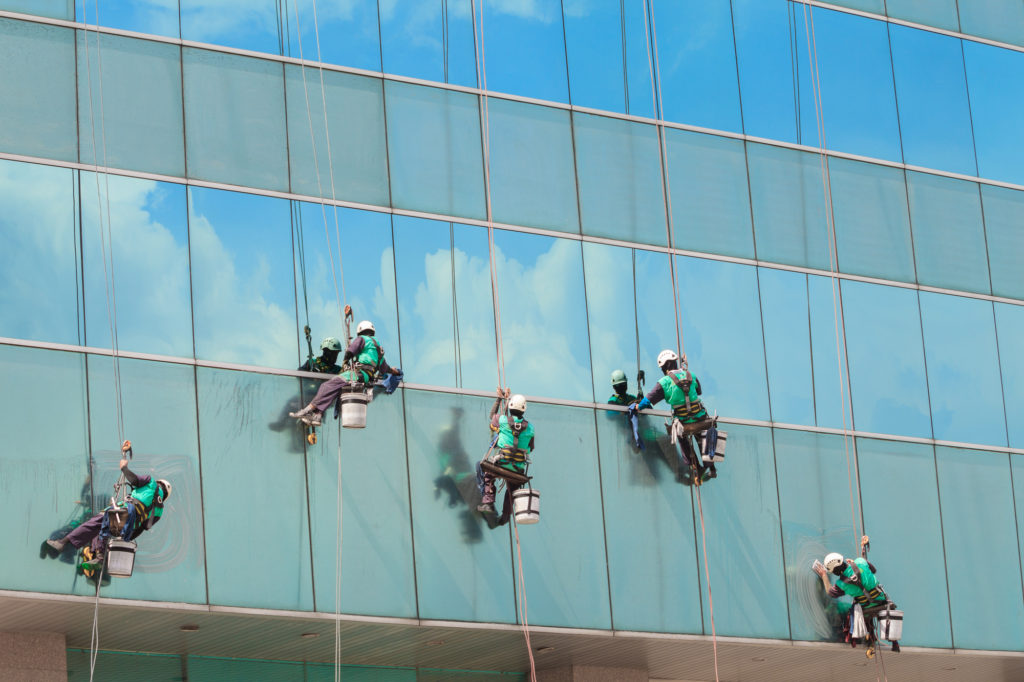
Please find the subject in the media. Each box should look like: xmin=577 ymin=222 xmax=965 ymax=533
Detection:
xmin=105 ymin=539 xmax=137 ymax=578
xmin=512 ymin=488 xmax=540 ymax=525
xmin=878 ymin=608 xmax=903 ymax=641
xmin=340 ymin=391 xmax=368 ymax=429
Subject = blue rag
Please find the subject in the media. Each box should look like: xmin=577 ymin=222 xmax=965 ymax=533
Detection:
xmin=629 ymin=409 xmax=644 ymax=450
xmin=380 ymin=370 xmax=403 ymax=395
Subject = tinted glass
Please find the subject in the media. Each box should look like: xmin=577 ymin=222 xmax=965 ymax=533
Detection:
xmin=826 ymin=0 xmax=884 ymax=12
xmin=186 ymin=657 xmax=305 ymax=681
xmin=666 ymin=130 xmax=754 ymax=259
xmin=287 ymin=0 xmax=381 ymax=72
xmin=0 ymin=19 xmax=76 ymax=161
xmin=76 ymin=0 xmax=180 ymax=38
xmin=842 ymin=281 xmax=931 ymax=439
xmin=183 ymin=49 xmax=289 ymax=191
xmin=758 ymin=268 xmax=815 ymax=426
xmin=285 ymin=66 xmax=389 ymax=206
xmin=180 ymin=0 xmax=280 ymax=55
xmin=378 ymin=0 xmax=476 ymax=86
xmin=906 ymin=171 xmax=990 ymax=295
xmin=582 ymin=242 xmax=639 ymax=403
xmin=995 ymin=303 xmax=1024 ymax=449
xmin=573 ymin=113 xmax=666 ymax=246
xmin=807 ymin=275 xmax=848 ymax=430
xmin=480 ymin=1 xmax=568 ymax=103
xmin=981 ymin=184 xmax=1024 ymax=300
xmin=963 ymin=41 xmax=1024 ymax=186
xmin=732 ymin=0 xmax=799 ymax=144
xmin=621 ymin=0 xmax=655 ymax=119
xmin=384 ymin=81 xmax=486 ymax=220
xmin=486 ymin=99 xmax=579 ymax=233
xmin=958 ymin=2 xmax=1024 ymax=47
xmin=634 ymin=248 xmax=683 ymax=387
xmin=563 ymin=1 xmax=625 ymax=112
xmin=0 ymin=160 xmax=81 ymax=345
xmin=2 ymin=0 xmax=72 ymax=20
xmin=885 ymin=0 xmax=959 ymax=32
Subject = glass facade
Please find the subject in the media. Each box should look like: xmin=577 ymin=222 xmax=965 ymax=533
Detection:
xmin=2 ymin=0 xmax=1024 ymax=673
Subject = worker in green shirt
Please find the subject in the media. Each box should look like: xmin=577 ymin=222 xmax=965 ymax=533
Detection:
xmin=607 ymin=369 xmax=637 ymax=405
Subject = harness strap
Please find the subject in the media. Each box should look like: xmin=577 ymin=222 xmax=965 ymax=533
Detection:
xmin=667 ymin=370 xmax=693 ymax=414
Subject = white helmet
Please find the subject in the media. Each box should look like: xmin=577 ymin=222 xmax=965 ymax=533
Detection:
xmin=156 ymin=479 xmax=172 ymax=500
xmin=508 ymin=394 xmax=527 ymax=413
xmin=356 ymin=320 xmax=375 ymax=335
xmin=657 ymin=349 xmax=679 ymax=370
xmin=321 ymin=337 xmax=342 ymax=351
xmin=823 ymin=552 xmax=844 ymax=572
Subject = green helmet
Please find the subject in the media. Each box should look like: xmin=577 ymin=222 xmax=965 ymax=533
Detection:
xmin=321 ymin=337 xmax=342 ymax=352
xmin=610 ymin=369 xmax=627 ymax=386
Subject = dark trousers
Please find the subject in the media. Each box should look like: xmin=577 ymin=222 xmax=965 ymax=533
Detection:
xmin=65 ymin=512 xmax=106 ymax=553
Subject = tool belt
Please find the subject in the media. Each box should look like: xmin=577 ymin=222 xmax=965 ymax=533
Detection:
xmin=480 ymin=459 xmax=531 ymax=486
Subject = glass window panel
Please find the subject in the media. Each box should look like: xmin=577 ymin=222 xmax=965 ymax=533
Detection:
xmin=0 ymin=160 xmax=81 ymax=345
xmin=634 ymin=248 xmax=682 ymax=388
xmin=67 ymin=651 xmax=183 ymax=681
xmin=187 ymin=657 xmax=305 ymax=681
xmin=1013 ymin=456 xmax=1024 ymax=599
xmin=180 ymin=0 xmax=280 ymax=55
xmin=963 ymin=41 xmax=1024 ymax=186
xmin=183 ymin=49 xmax=289 ymax=191
xmin=189 ymin=187 xmax=298 ymax=368
xmin=596 ymin=395 xmax=702 ymax=633
xmin=487 ymin=99 xmax=578 ymax=233
xmin=885 ymin=0 xmax=959 ymax=32
xmin=574 ymin=113 xmax=666 ymax=246
xmin=384 ymin=81 xmax=486 ymax=220
xmin=666 ymin=130 xmax=754 ymax=259
xmin=403 ymin=390 xmax=516 ymax=623
xmin=807 ymin=275 xmax=847 ymax=430
xmin=76 ymin=0 xmax=180 ymax=37
xmin=197 ymin=368 xmax=314 ymax=610
xmin=287 ymin=0 xmax=381 ymax=72
xmin=995 ymin=303 xmax=1024 ymax=449
xmin=77 ymin=34 xmax=185 ymax=176
xmin=480 ymin=1 xmax=568 ymax=104
xmin=982 ymin=185 xmax=1024 ymax=300
xmin=622 ymin=0 xmax=655 ymax=119
xmin=920 ymin=293 xmax=1006 ymax=447
xmin=515 ymin=403 xmax=611 ymax=629
xmin=747 ymin=143 xmax=832 ymax=271
xmin=494 ymin=231 xmax=593 ymax=402
xmin=378 ymin=0 xmax=475 ymax=86
xmin=696 ymin=425 xmax=789 ymax=638
xmin=650 ymin=1 xmax=742 ymax=133
xmin=774 ymin=429 xmax=860 ymax=642
xmin=86 ymin=357 xmax=207 ymax=603
xmin=906 ymin=171 xmax=990 ymax=295
xmin=829 ymin=158 xmax=916 ymax=283
xmin=583 ymin=242 xmax=639 ymax=403
xmin=958 ymin=1 xmax=1024 ymax=47
xmin=80 ymin=174 xmax=192 ymax=357
xmin=889 ymin=25 xmax=976 ymax=175
xmin=758 ymin=268 xmax=815 ymax=426
xmin=306 ymin=665 xmax=417 ymax=682
xmin=827 ymin=0 xmax=884 ymax=12
xmin=936 ymin=446 xmax=1024 ymax=650
xmin=563 ymin=1 xmax=625 ymax=113
xmin=306 ymin=394 xmax=416 ymax=617
xmin=0 ymin=19 xmax=76 ymax=161
xmin=285 ymin=66 xmax=389 ymax=206
xmin=1 ymin=0 xmax=72 ymax=19
xmin=677 ymin=257 xmax=770 ymax=422
xmin=0 ymin=346 xmax=88 ymax=596
xmin=857 ymin=437 xmax=952 ymax=647
xmin=842 ymin=281 xmax=931 ymax=438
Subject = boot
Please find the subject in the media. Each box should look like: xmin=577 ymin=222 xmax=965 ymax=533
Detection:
xmin=46 ymin=538 xmax=67 ymax=553
xmin=477 ymin=502 xmax=496 ymax=515
xmin=891 ymin=641 xmax=900 ymax=653
xmin=289 ymin=403 xmax=316 ymax=419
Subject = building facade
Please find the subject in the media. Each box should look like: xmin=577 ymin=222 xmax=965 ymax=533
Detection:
xmin=1 ymin=0 xmax=1023 ymax=680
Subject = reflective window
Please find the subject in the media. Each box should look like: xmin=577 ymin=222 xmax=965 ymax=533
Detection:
xmin=393 ymin=216 xmax=497 ymax=391
xmin=666 ymin=130 xmax=754 ymax=259
xmin=906 ymin=171 xmax=990 ymax=295
xmin=826 ymin=0 xmax=884 ymax=13
xmin=573 ymin=113 xmax=666 ymax=246
xmin=829 ymin=158 xmax=915 ymax=283
xmin=807 ymin=275 xmax=848 ymax=430
xmin=288 ymin=0 xmax=381 ymax=72
xmin=958 ymin=2 xmax=1024 ymax=47
xmin=86 ymin=357 xmax=206 ymax=604
xmin=77 ymin=33 xmax=185 ymax=177
xmin=650 ymin=1 xmax=742 ymax=133
xmin=0 ymin=19 xmax=76 ymax=161
xmin=189 ymin=187 xmax=298 ymax=369
xmin=480 ymin=1 xmax=568 ymax=104
xmin=0 ymin=160 xmax=81 ymax=345
xmin=890 ymin=25 xmax=976 ymax=176
xmin=920 ymin=293 xmax=1006 ymax=447
xmin=936 ymin=446 xmax=1024 ymax=650
xmin=187 ymin=657 xmax=305 ymax=681
xmin=634 ymin=249 xmax=683 ymax=386
xmin=197 ymin=368 xmax=314 ymax=610
xmin=982 ymin=185 xmax=1024 ymax=300
xmin=487 ymin=99 xmax=579 ymax=234
xmin=995 ymin=304 xmax=1024 ymax=449
xmin=857 ymin=438 xmax=951 ymax=647
xmin=621 ymin=0 xmax=655 ymax=119
xmin=582 ymin=242 xmax=639 ymax=403
xmin=379 ymin=0 xmax=475 ymax=86
xmin=758 ymin=268 xmax=815 ymax=426
xmin=384 ymin=81 xmax=486 ymax=220
xmin=81 ymin=174 xmax=192 ymax=357
xmin=68 ymin=651 xmax=183 ymax=680
xmin=747 ymin=143 xmax=831 ymax=271
xmin=563 ymin=1 xmax=625 ymax=112
xmin=76 ymin=0 xmax=180 ymax=37
xmin=774 ymin=429 xmax=859 ymax=642
xmin=677 ymin=257 xmax=770 ymax=422
xmin=0 ymin=346 xmax=89 ymax=597
xmin=182 ymin=49 xmax=289 ymax=191
xmin=493 ymin=231 xmax=592 ymax=402
xmin=1 ymin=0 xmax=72 ymax=20
xmin=1013 ymin=456 xmax=1024 ymax=599
xmin=963 ymin=41 xmax=1024 ymax=186
xmin=284 ymin=66 xmax=389 ymax=206
xmin=885 ymin=0 xmax=960 ymax=32
xmin=403 ymin=390 xmax=516 ymax=623
xmin=842 ymin=281 xmax=931 ymax=439
xmin=180 ymin=0 xmax=281 ymax=55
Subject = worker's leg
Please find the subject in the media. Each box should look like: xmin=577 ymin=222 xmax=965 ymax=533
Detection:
xmin=63 ymin=512 xmax=104 ymax=549
xmin=479 ymin=471 xmax=496 ymax=505
xmin=311 ymin=375 xmax=354 ymax=412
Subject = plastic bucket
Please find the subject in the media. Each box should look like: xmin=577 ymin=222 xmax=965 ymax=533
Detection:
xmin=512 ymin=488 xmax=540 ymax=525
xmin=878 ymin=608 xmax=903 ymax=641
xmin=105 ymin=539 xmax=137 ymax=578
xmin=340 ymin=391 xmax=368 ymax=429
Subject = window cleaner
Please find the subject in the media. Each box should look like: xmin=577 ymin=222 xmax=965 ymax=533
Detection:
xmin=812 ymin=535 xmax=902 ymax=657
xmin=295 ymin=334 xmax=344 ymax=444
xmin=608 ymin=369 xmax=645 ymax=449
xmin=477 ymin=389 xmax=538 ymax=526
xmin=630 ymin=350 xmax=725 ymax=484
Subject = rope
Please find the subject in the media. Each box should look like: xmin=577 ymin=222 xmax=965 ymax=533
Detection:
xmin=512 ymin=517 xmax=538 ymax=682
xmin=694 ymin=489 xmax=719 ymax=682
xmin=87 ymin=563 xmax=104 ymax=681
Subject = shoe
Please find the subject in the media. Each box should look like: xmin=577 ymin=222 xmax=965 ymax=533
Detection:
xmin=289 ymin=404 xmax=317 ymax=420
xmin=301 ymin=410 xmax=323 ymax=426
xmin=477 ymin=503 xmax=496 ymax=514
xmin=46 ymin=538 xmax=67 ymax=553
xmin=891 ymin=641 xmax=900 ymax=653
xmin=704 ymin=467 xmax=718 ymax=480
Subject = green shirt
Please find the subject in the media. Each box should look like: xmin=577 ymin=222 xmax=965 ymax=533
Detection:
xmin=657 ymin=370 xmax=707 ymax=423
xmin=607 ymin=392 xmax=637 ymax=406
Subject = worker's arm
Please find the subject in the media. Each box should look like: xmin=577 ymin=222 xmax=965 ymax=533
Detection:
xmin=812 ymin=561 xmax=838 ymax=595
xmin=635 ymin=382 xmax=665 ymax=411
xmin=489 ymin=388 xmax=508 ymax=430
xmin=119 ymin=459 xmax=142 ymax=487
xmin=860 ymin=535 xmax=870 ymax=559
xmin=342 ymin=336 xmax=364 ymax=364
xmin=694 ymin=375 xmax=702 ymax=395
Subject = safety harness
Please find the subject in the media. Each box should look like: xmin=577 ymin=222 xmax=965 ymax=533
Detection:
xmin=839 ymin=560 xmax=887 ymax=607
xmin=353 ymin=337 xmax=385 ymax=383
xmin=499 ymin=417 xmax=531 ymax=464
xmin=667 ymin=370 xmax=705 ymax=420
